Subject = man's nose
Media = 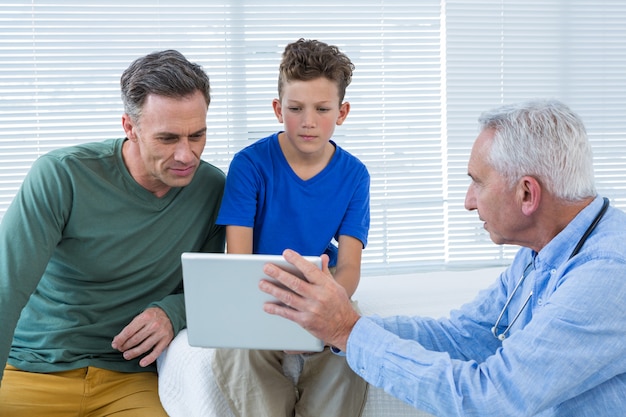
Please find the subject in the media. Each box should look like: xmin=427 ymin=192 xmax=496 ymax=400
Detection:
xmin=174 ymin=138 xmax=195 ymax=163
xmin=464 ymin=184 xmax=476 ymax=211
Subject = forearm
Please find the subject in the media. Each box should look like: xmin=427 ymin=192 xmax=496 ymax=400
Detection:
xmin=346 ymin=317 xmax=515 ymax=416
xmin=346 ymin=271 xmax=626 ymax=417
xmin=333 ymin=235 xmax=363 ymax=297
xmin=332 ymin=267 xmax=360 ymax=298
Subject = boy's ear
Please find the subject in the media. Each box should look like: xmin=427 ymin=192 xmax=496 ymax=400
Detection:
xmin=336 ymin=101 xmax=351 ymax=126
xmin=272 ymin=98 xmax=283 ymax=123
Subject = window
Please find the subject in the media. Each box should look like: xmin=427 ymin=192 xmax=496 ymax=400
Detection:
xmin=445 ymin=0 xmax=626 ymax=266
xmin=1 ymin=1 xmax=625 ymax=275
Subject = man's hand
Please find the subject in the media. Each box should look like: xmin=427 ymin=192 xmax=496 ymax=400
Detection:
xmin=111 ymin=307 xmax=174 ymax=367
xmin=259 ymin=249 xmax=360 ymax=352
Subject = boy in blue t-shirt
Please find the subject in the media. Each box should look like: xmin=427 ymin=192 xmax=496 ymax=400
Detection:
xmin=212 ymin=38 xmax=370 ymax=417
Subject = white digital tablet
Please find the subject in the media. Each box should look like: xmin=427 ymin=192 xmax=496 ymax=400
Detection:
xmin=181 ymin=252 xmax=324 ymax=352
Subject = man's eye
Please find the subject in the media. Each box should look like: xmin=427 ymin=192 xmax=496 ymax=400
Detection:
xmin=189 ymin=133 xmax=205 ymax=141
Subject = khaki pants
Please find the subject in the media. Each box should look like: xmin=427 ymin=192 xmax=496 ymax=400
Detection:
xmin=0 ymin=364 xmax=168 ymax=417
xmin=213 ymin=347 xmax=368 ymax=417
xmin=212 ymin=300 xmax=367 ymax=417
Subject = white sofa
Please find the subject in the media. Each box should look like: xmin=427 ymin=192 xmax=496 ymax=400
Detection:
xmin=157 ymin=267 xmax=504 ymax=417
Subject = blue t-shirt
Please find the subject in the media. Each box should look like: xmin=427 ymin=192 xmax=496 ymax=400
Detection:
xmin=217 ymin=132 xmax=370 ymax=264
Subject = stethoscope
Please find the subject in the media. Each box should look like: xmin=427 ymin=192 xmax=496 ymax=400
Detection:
xmin=491 ymin=197 xmax=610 ymax=341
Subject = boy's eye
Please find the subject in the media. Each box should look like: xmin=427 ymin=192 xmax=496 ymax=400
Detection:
xmin=318 ymin=107 xmax=330 ymax=112
xmin=288 ymin=107 xmax=301 ymax=112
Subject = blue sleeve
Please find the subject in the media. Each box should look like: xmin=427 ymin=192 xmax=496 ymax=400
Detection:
xmin=216 ymin=152 xmax=258 ymax=227
xmin=337 ymin=165 xmax=370 ymax=248
xmin=345 ymin=259 xmax=626 ymax=416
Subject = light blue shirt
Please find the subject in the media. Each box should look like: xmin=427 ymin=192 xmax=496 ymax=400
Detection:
xmin=346 ymin=196 xmax=626 ymax=416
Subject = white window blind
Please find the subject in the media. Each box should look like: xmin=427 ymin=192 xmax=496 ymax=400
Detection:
xmin=1 ymin=1 xmax=625 ymax=276
xmin=445 ymin=0 xmax=626 ymax=267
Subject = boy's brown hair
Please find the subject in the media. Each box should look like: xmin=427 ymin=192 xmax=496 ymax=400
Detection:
xmin=278 ymin=38 xmax=354 ymax=103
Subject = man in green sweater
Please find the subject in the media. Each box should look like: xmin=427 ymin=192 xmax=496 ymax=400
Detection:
xmin=0 ymin=50 xmax=225 ymax=416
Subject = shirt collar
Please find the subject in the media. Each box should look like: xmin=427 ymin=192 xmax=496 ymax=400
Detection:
xmin=534 ymin=195 xmax=605 ymax=271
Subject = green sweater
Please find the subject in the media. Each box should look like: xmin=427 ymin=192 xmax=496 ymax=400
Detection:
xmin=0 ymin=139 xmax=225 ymax=380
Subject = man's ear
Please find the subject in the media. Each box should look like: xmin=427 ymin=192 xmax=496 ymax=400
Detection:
xmin=518 ymin=175 xmax=541 ymax=216
xmin=122 ymin=113 xmax=137 ymax=141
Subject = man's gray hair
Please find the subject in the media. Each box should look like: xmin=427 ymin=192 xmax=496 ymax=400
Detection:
xmin=478 ymin=99 xmax=596 ymax=201
xmin=120 ymin=49 xmax=211 ymax=122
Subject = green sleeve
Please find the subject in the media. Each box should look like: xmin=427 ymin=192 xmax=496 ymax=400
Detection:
xmin=0 ymin=156 xmax=70 ymax=381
